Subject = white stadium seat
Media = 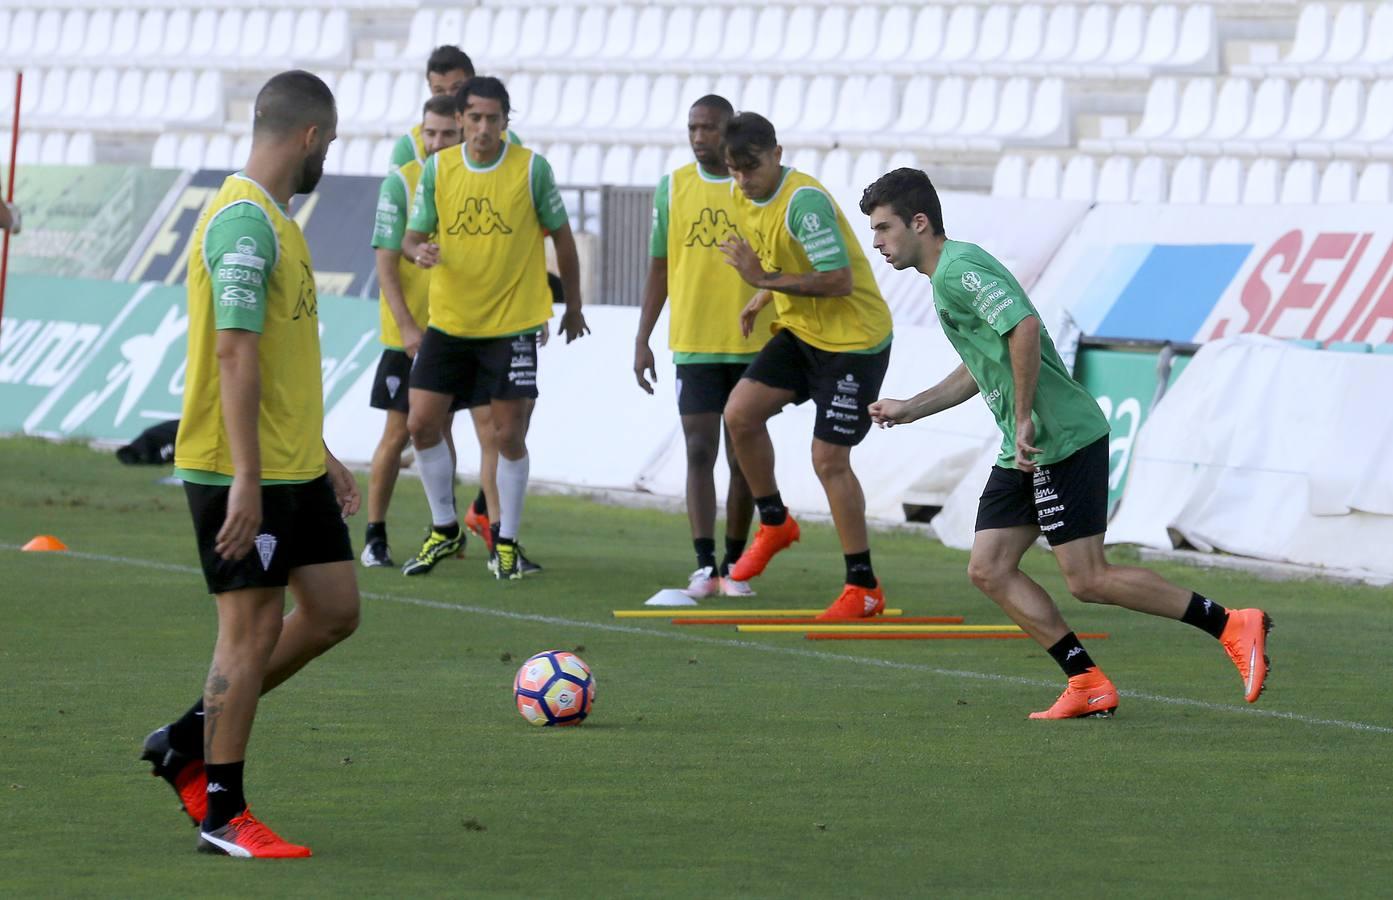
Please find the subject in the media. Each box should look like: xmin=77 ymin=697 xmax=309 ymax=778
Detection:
xmin=991 ymin=154 xmax=1026 ymax=197
xmin=821 ymin=149 xmax=852 ymax=188
xmin=1318 ymin=161 xmax=1356 ymax=203
xmin=571 ymin=144 xmax=602 ymax=184
xmin=175 ymin=133 xmax=205 ymax=171
xmin=598 ymin=7 xmax=636 ymax=63
xmin=1261 ymin=78 xmax=1328 ymax=156
xmin=163 ymin=70 xmax=195 ymax=123
xmin=544 ymin=6 xmax=578 ymax=60
xmin=716 ymin=8 xmax=756 ymax=64
xmin=1131 ymin=156 xmax=1170 ymax=203
xmin=33 ymin=9 xmax=61 ymax=61
xmin=1060 ymin=155 xmax=1098 ymax=201
xmin=1241 ymin=158 xmax=1280 ymax=203
xmin=59 ymin=9 xmax=86 ymax=59
xmin=388 ymin=72 xmax=420 ymax=130
xmin=1204 ymin=157 xmax=1243 ymax=204
xmin=1095 ymin=155 xmax=1133 ymax=203
xmin=842 ymin=7 xmax=880 ymax=65
xmin=658 ymin=8 xmax=695 ymax=64
xmin=187 ymin=10 xmax=217 ymax=61
xmin=151 ymin=132 xmax=178 ymax=168
xmin=601 ymin=144 xmax=634 ymax=186
xmin=571 ymin=7 xmax=607 ymax=62
xmin=851 ymin=150 xmax=886 ymax=190
xmin=547 ymin=143 xmax=575 ymax=185
xmin=39 ymin=131 xmax=67 ymax=163
xmin=203 ymin=134 xmax=234 ymax=171
xmin=1025 ymin=155 xmax=1061 ymax=199
xmin=1280 ymin=160 xmax=1318 ymax=203
xmin=1356 ymin=163 xmax=1392 ymax=203
xmin=632 ymin=146 xmax=664 ymax=187
xmin=687 ymin=8 xmax=725 ymax=64
xmin=161 ymin=10 xmax=191 ymax=62
xmin=135 ymin=10 xmax=167 ymax=61
xmin=1347 ymin=5 xmax=1393 ymax=77
xmin=1186 ymin=78 xmax=1253 ymax=154
xmin=1169 ymin=155 xmax=1208 ymax=203
xmin=779 ymin=7 xmax=815 ymax=64
xmin=628 ymin=7 xmax=665 ymax=63
xmin=808 ymin=7 xmax=849 ymax=66
xmin=1297 ymin=78 xmax=1364 ymax=156
xmin=662 ymin=145 xmax=689 ymax=177
xmin=263 ymin=10 xmax=296 ymax=64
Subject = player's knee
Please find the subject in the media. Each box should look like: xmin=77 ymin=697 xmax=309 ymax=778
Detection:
xmin=316 ymin=593 xmax=361 ymax=646
xmin=968 ymin=559 xmax=1010 ymax=596
xmin=684 ymin=433 xmax=718 ymax=470
xmin=810 ymin=445 xmax=850 ymax=482
xmin=723 ymin=402 xmax=757 ymax=437
xmin=1064 ymin=569 xmax=1109 ymax=604
xmin=407 ymin=412 xmax=443 ymax=448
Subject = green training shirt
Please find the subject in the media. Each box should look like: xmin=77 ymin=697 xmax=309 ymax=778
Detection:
xmin=930 ymin=240 xmax=1109 ymax=469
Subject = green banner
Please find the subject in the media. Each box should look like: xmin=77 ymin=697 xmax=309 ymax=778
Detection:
xmin=1074 ymin=347 xmax=1191 ymax=511
xmin=1 ymin=274 xmax=380 ymax=443
xmin=2 ymin=165 xmax=184 ymax=280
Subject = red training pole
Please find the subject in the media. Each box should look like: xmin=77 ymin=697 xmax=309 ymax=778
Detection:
xmin=0 ymin=71 xmax=23 ymax=340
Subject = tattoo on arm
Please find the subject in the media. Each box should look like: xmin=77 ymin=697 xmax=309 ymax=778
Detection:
xmin=757 ymin=269 xmax=843 ymax=296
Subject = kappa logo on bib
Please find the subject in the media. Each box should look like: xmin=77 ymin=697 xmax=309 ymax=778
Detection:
xmin=446 ymin=198 xmax=513 ymax=236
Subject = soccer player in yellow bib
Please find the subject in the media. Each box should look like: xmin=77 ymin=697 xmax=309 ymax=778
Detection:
xmin=142 ymin=71 xmax=360 ymax=858
xmin=401 ymin=76 xmax=589 ymax=580
xmin=634 ymin=95 xmax=772 ymax=598
xmin=861 ymin=168 xmax=1271 ymax=718
xmin=363 ymin=94 xmax=468 ymax=569
xmin=717 ymin=113 xmax=895 ymax=620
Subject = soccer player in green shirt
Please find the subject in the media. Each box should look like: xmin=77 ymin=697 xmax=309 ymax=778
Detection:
xmin=860 ymin=168 xmax=1271 ymax=720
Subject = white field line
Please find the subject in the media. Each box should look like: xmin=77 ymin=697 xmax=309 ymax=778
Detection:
xmin=7 ymin=545 xmax=1391 ymax=736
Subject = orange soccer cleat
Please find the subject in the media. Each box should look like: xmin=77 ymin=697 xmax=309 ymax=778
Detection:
xmin=198 ymin=809 xmax=313 ymax=858
xmin=1029 ymin=668 xmax=1119 ymax=720
xmin=142 ymin=726 xmax=207 ymax=825
xmin=1220 ymin=608 xmax=1272 ymax=703
xmin=727 ymin=517 xmax=800 ymax=581
xmin=817 ymin=581 xmax=886 ymax=620
xmin=464 ymin=506 xmax=494 ymax=553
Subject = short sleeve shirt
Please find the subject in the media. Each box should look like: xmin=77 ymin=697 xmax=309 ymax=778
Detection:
xmin=407 ymin=149 xmax=567 ymax=235
xmin=203 ymin=204 xmax=279 ymax=333
xmin=930 ymin=240 xmax=1109 ymax=468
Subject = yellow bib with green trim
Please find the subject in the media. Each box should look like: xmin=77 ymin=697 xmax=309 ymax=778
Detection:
xmin=177 ymin=175 xmax=325 ymax=481
xmin=667 ymin=162 xmax=772 ymax=354
xmin=428 ymin=143 xmax=552 ymax=338
xmin=380 ymin=159 xmax=432 ymax=347
xmin=733 ymin=169 xmax=892 ymax=353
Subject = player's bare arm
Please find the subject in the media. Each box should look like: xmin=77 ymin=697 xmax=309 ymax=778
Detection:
xmin=214 ymin=328 xmax=262 ymax=561
xmin=550 ymin=223 xmax=590 ymax=343
xmin=633 ymin=255 xmax=669 ymax=393
xmin=324 ymin=443 xmax=361 ymax=518
xmin=0 ymin=200 xmax=18 ymax=233
xmin=870 ymin=363 xmax=980 ymax=428
xmin=719 ymin=236 xmax=852 ymax=296
xmin=1007 ymin=315 xmax=1043 ymax=471
xmin=375 ymin=248 xmax=424 ymax=357
xmin=401 ymin=230 xmax=439 ymax=268
xmin=739 ymin=290 xmax=774 ymax=338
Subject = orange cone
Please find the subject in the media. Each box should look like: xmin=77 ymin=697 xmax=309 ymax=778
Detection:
xmin=21 ymin=535 xmax=68 ymax=552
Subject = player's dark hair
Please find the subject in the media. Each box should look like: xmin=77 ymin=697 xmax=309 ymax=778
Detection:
xmin=422 ymin=93 xmax=459 ymax=119
xmin=252 ymin=70 xmax=335 ymax=138
xmin=722 ymin=112 xmax=777 ymax=169
xmin=456 ymin=76 xmax=511 ymax=118
xmin=427 ymin=45 xmax=475 ymax=78
xmin=859 ymin=168 xmax=946 ymax=236
xmin=691 ymin=94 xmax=735 ymax=117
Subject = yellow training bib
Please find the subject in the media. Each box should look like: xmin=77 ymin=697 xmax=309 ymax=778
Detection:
xmin=428 ymin=143 xmax=552 ymax=338
xmin=667 ymin=162 xmax=772 ymax=354
xmin=177 ymin=174 xmax=326 ymax=481
xmin=380 ymin=159 xmax=432 ymax=347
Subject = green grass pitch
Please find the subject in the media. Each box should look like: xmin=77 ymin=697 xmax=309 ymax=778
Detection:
xmin=1 ymin=436 xmax=1390 ymax=897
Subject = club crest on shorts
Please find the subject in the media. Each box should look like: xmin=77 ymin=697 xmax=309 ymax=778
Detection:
xmin=254 ymin=533 xmax=277 ymax=570
xmin=386 ymin=375 xmax=401 ymax=398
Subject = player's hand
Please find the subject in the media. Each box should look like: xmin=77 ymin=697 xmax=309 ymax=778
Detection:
xmin=721 ymin=237 xmax=766 ymax=285
xmin=413 ymin=242 xmax=441 ymax=269
xmin=539 ymin=319 xmax=550 ymax=347
xmin=634 ymin=341 xmax=657 ymax=394
xmin=215 ymin=475 xmax=261 ymax=561
xmin=400 ymin=321 xmax=424 ymax=359
xmin=869 ymin=398 xmax=912 ymax=429
xmin=4 ymin=202 xmax=19 ymax=235
xmin=325 ymin=451 xmax=361 ymax=518
xmin=1015 ymin=418 xmax=1042 ymax=473
xmin=739 ymin=290 xmax=773 ymax=339
xmin=558 ymin=307 xmax=590 ymax=344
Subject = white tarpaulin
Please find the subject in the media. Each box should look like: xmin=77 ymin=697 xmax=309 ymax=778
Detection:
xmin=1108 ymin=335 xmax=1393 ymax=577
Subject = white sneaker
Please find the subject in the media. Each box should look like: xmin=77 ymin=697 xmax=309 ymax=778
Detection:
xmin=683 ymin=566 xmax=719 ymax=598
xmin=720 ymin=575 xmax=756 ymax=597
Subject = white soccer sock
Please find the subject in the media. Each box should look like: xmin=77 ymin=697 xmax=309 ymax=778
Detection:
xmin=416 ymin=440 xmax=459 ymax=528
xmin=497 ymin=452 xmax=529 ymax=541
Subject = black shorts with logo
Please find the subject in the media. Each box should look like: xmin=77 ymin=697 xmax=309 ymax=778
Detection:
xmin=409 ymin=328 xmax=539 ymax=402
xmin=974 ymin=436 xmax=1110 ymax=546
xmin=370 ymin=349 xmax=476 ymax=413
xmin=742 ymin=329 xmax=892 ymax=447
xmin=184 ymin=474 xmax=354 ymax=594
xmin=675 ymin=362 xmax=750 ymax=416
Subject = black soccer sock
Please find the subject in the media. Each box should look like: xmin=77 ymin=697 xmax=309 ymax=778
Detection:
xmin=844 ymin=550 xmax=876 ymax=588
xmin=754 ymin=493 xmax=788 ymax=526
xmin=1181 ymin=592 xmax=1230 ymax=639
xmin=1047 ymin=632 xmax=1097 ymax=678
xmin=435 ymin=521 xmax=460 ymax=539
xmin=167 ymin=699 xmax=204 ymax=759
xmin=693 ymin=538 xmax=717 ymax=572
xmin=203 ymin=761 xmax=247 ymax=831
xmin=365 ymin=521 xmax=386 ymax=544
xmin=472 ymin=490 xmax=488 ymax=517
xmin=489 ymin=522 xmax=501 ymax=548
xmin=721 ymin=537 xmax=747 ymax=576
